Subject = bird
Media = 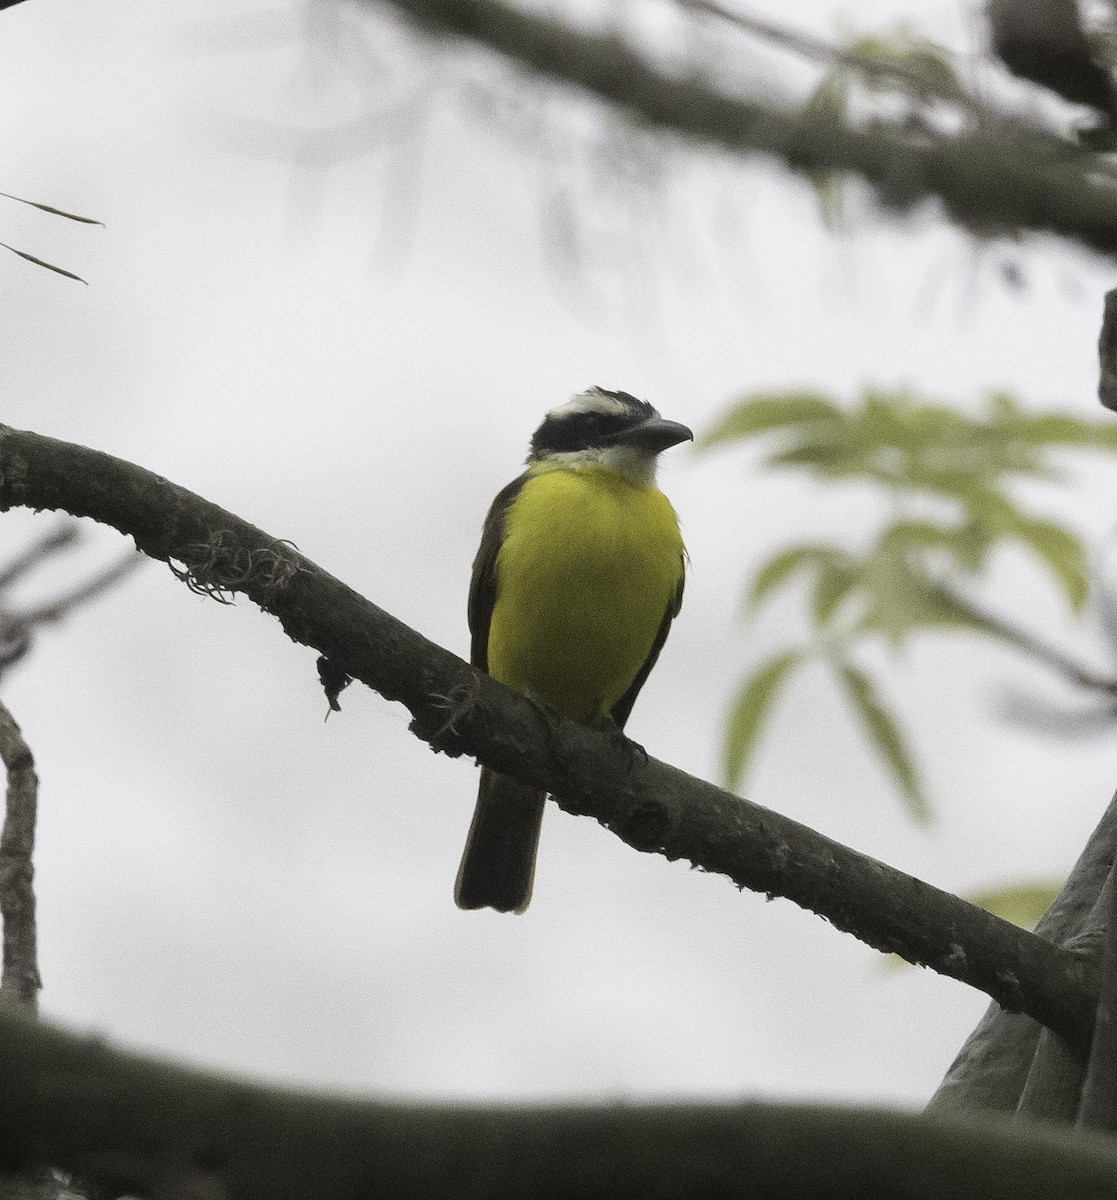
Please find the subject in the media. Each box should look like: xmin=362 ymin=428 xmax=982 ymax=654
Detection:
xmin=454 ymin=386 xmax=692 ymax=913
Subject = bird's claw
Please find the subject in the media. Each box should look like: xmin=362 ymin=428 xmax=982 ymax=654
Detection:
xmin=602 ymin=718 xmax=649 ymax=772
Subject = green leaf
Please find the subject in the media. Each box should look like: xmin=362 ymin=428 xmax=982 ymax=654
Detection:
xmin=724 ymin=650 xmax=802 ymax=791
xmin=813 ymin=559 xmax=860 ymax=625
xmin=888 ymin=46 xmax=965 ymax=100
xmin=966 ymin=882 xmax=1062 ymax=930
xmin=764 ymin=436 xmax=852 ymax=473
xmin=697 ymin=392 xmax=842 ymax=452
xmin=801 ymin=75 xmax=851 ymax=229
xmin=748 ymin=545 xmax=838 ymax=611
xmin=878 ymin=519 xmax=970 ymax=555
xmin=836 ymin=664 xmax=930 ymax=823
xmin=1015 ymin=414 xmax=1093 ymax=445
xmin=877 ymin=519 xmax=993 ymax=575
xmin=1024 ymin=414 xmax=1117 ymax=452
xmin=857 ymin=554 xmax=937 ymax=643
xmin=803 ymin=72 xmax=850 ymax=122
xmin=985 ymin=390 xmax=1023 ymax=425
xmin=921 ymin=585 xmax=1001 ymax=637
xmin=1010 ymin=518 xmax=1088 ymax=611
xmin=843 ymin=25 xmax=966 ymax=102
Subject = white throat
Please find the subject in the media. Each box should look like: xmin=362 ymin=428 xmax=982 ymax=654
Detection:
xmin=540 ymin=443 xmax=660 ymax=485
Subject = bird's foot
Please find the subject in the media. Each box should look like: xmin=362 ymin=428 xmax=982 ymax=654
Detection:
xmin=522 ymin=689 xmax=563 ymax=745
xmin=601 ymin=716 xmax=649 ymax=772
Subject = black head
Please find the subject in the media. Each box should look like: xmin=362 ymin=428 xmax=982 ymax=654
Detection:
xmin=528 ymin=388 xmax=692 ymax=464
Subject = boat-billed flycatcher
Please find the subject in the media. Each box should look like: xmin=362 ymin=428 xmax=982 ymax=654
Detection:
xmin=454 ymin=387 xmax=692 ymax=913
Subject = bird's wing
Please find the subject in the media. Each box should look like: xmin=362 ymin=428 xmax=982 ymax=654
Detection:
xmin=468 ymin=473 xmax=528 ymax=671
xmin=610 ymin=568 xmax=685 ymax=731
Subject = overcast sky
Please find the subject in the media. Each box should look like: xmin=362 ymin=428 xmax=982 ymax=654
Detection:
xmin=1 ymin=0 xmax=1116 ymax=1108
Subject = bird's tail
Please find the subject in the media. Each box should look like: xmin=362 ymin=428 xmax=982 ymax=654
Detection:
xmin=454 ymin=768 xmax=546 ymax=914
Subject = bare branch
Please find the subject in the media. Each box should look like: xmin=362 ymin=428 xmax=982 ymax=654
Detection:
xmin=17 ymin=548 xmax=144 ymax=626
xmin=0 ymin=422 xmax=1096 ymax=1050
xmin=929 ymin=792 xmax=1117 ymax=1116
xmin=935 ymin=583 xmax=1117 ymax=698
xmin=0 ymin=527 xmax=144 ymax=681
xmin=0 ymin=522 xmax=79 ymax=592
xmin=1077 ymin=862 xmax=1117 ymax=1128
xmin=1099 ymin=287 xmax=1117 ymax=413
xmin=988 ymin=0 xmax=1117 ymax=120
xmin=0 ymin=701 xmax=39 ymax=1012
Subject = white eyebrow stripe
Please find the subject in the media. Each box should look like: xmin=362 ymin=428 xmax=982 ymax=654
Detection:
xmin=546 ymin=388 xmax=634 ymax=421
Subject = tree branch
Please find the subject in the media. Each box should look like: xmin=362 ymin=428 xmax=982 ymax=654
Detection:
xmin=928 ymin=791 xmax=1117 ymax=1115
xmin=0 ymin=523 xmax=78 ymax=591
xmin=4 ymin=1007 xmax=1117 ymax=1200
xmin=0 ymin=423 xmax=1096 ymax=1050
xmin=0 ymin=524 xmax=144 ymax=682
xmin=15 ymin=547 xmax=144 ymax=627
xmin=363 ymin=0 xmax=1117 ymax=258
xmin=935 ymin=582 xmax=1117 ymax=698
xmin=1076 ymin=862 xmax=1117 ymax=1127
xmin=0 ymin=700 xmax=40 ymax=1012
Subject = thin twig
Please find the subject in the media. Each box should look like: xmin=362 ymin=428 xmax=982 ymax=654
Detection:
xmin=0 ymin=700 xmax=39 ymax=1012
xmin=0 ymin=522 xmax=79 ymax=591
xmin=0 ymin=543 xmax=145 ymax=681
xmin=17 ymin=548 xmax=145 ymax=625
xmin=678 ymin=0 xmax=984 ymax=112
xmin=936 ymin=583 xmax=1117 ymax=698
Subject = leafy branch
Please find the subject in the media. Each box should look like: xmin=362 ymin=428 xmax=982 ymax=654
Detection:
xmin=698 ymin=387 xmax=1117 ymax=822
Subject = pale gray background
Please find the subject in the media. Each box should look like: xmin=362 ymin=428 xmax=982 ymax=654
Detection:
xmin=1 ymin=0 xmax=1115 ymax=1106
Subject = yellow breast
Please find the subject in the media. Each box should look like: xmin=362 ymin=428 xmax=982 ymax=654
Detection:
xmin=486 ymin=465 xmax=685 ymax=723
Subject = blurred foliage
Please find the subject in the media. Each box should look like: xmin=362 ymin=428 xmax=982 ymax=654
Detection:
xmin=800 ymin=23 xmax=970 ymax=229
xmin=697 ymin=387 xmax=1117 ymax=822
xmin=967 ymin=881 xmax=1064 ymax=930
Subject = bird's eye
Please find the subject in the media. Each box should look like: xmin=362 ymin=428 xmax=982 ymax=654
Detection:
xmin=581 ymin=413 xmax=630 ymax=443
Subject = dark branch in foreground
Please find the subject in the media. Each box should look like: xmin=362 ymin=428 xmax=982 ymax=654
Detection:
xmin=365 ymin=0 xmax=1117 ymax=259
xmin=3 ymin=1008 xmax=1117 ymax=1200
xmin=0 ymin=423 xmax=1096 ymax=1051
